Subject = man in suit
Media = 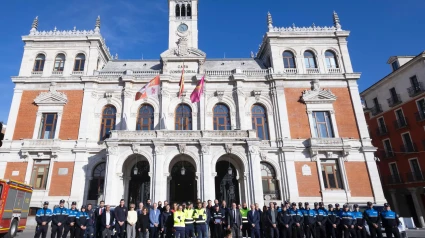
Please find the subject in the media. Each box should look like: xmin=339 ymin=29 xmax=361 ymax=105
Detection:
xmin=227 ymin=203 xmax=242 ymax=238
xmin=95 ymin=201 xmax=105 ymax=238
xmin=248 ymin=204 xmax=260 ymax=238
xmin=267 ymin=202 xmax=279 ymax=238
xmin=149 ymin=203 xmax=161 ymax=238
xmin=101 ymin=205 xmax=115 ymax=238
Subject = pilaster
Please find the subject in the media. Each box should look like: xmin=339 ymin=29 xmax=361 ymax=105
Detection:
xmin=283 ymin=151 xmax=299 ymax=201
xmin=69 ymin=152 xmax=89 ymax=204
xmin=389 ymin=189 xmax=400 ymax=214
xmin=78 ymin=86 xmax=95 ymax=139
xmin=408 ymin=188 xmax=425 ymax=228
xmin=200 ymin=143 xmax=214 ymax=200
xmin=5 ymin=89 xmax=23 ymax=140
xmin=153 ymin=144 xmax=166 ymax=201
xmin=104 ymin=144 xmax=121 ymax=205
xmin=247 ymin=142 xmax=263 ymax=206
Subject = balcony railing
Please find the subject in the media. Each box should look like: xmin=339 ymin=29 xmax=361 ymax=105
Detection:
xmin=283 ymin=68 xmax=298 ymax=74
xmin=327 ymin=68 xmax=342 ymax=74
xmin=387 ymin=174 xmax=403 ymax=184
xmin=393 ymin=117 xmax=408 ymax=129
xmin=306 ymin=68 xmax=320 ymax=74
xmin=371 ymin=104 xmax=383 ymax=116
xmin=387 ymin=94 xmax=402 ymax=107
xmin=406 ymin=171 xmax=424 ymax=183
xmin=376 ymin=126 xmax=388 ymax=136
xmin=52 ymin=71 xmax=63 ymax=75
xmin=31 ymin=71 xmax=43 ymax=75
xmin=407 ymin=82 xmax=424 ymax=97
xmin=400 ymin=143 xmax=417 ymax=153
xmin=72 ymin=71 xmax=84 ymax=75
xmin=415 ymin=111 xmax=425 ymax=122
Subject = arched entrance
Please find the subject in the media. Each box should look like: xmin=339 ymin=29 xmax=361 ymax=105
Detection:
xmin=215 ymin=161 xmax=240 ymax=205
xmin=123 ymin=154 xmax=151 ymax=205
xmin=169 ymin=156 xmax=197 ymax=203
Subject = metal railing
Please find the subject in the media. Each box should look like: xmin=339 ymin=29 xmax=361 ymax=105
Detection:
xmin=376 ymin=125 xmax=388 ymax=136
xmin=406 ymin=171 xmax=424 ymax=182
xmin=400 ymin=143 xmax=417 ymax=153
xmin=415 ymin=112 xmax=425 ymax=122
xmin=306 ymin=68 xmax=320 ymax=74
xmin=371 ymin=104 xmax=383 ymax=116
xmin=393 ymin=117 xmax=408 ymax=129
xmin=327 ymin=68 xmax=342 ymax=74
xmin=387 ymin=174 xmax=403 ymax=184
xmin=407 ymin=82 xmax=424 ymax=97
xmin=283 ymin=68 xmax=298 ymax=74
xmin=31 ymin=71 xmax=43 ymax=75
xmin=379 ymin=150 xmax=395 ymax=159
xmin=387 ymin=94 xmax=402 ymax=107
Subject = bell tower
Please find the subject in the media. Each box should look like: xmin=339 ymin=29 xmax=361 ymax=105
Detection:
xmin=168 ymin=0 xmax=198 ymax=49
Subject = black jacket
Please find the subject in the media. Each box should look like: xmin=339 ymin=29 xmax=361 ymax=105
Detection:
xmin=52 ymin=206 xmax=68 ymax=226
xmin=327 ymin=210 xmax=340 ymax=226
xmin=95 ymin=207 xmax=105 ymax=223
xmin=115 ymin=205 xmax=128 ymax=223
xmin=101 ymin=211 xmax=115 ymax=230
xmin=160 ymin=211 xmax=173 ymax=229
xmin=137 ymin=214 xmax=150 ymax=231
xmin=278 ymin=210 xmax=293 ymax=227
xmin=266 ymin=209 xmax=279 ymax=226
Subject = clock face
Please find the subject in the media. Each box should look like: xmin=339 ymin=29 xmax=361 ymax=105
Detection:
xmin=177 ymin=23 xmax=188 ymax=33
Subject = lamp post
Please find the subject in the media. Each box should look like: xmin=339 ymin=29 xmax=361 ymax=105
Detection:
xmin=181 ymin=160 xmax=186 ymax=176
xmin=133 ymin=155 xmax=139 ymax=175
xmin=228 ymin=158 xmax=232 ymax=175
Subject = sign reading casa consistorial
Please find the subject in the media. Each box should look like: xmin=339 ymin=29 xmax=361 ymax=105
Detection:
xmin=0 ymin=0 xmax=385 ymax=208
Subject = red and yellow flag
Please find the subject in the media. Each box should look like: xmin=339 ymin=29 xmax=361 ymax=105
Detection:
xmin=178 ymin=63 xmax=185 ymax=98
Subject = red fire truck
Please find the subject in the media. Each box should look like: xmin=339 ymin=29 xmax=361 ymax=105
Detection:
xmin=0 ymin=180 xmax=32 ymax=238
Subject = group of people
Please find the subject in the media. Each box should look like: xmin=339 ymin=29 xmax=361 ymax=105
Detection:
xmin=34 ymin=198 xmax=402 ymax=238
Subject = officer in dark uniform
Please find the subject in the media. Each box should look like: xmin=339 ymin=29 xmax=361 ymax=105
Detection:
xmin=381 ymin=203 xmax=400 ymax=238
xmin=277 ymin=205 xmax=292 ymax=238
xmin=63 ymin=202 xmax=79 ymax=238
xmin=52 ymin=200 xmax=68 ymax=238
xmin=115 ymin=199 xmax=128 ymax=238
xmin=35 ymin=201 xmax=53 ymax=238
xmin=86 ymin=204 xmax=96 ymax=238
xmin=326 ymin=204 xmax=339 ymax=238
xmin=353 ymin=204 xmax=366 ymax=238
xmin=339 ymin=204 xmax=356 ymax=238
xmin=302 ymin=202 xmax=316 ymax=238
xmin=314 ymin=202 xmax=327 ymax=238
xmin=76 ymin=205 xmax=89 ymax=238
xmin=289 ymin=203 xmax=303 ymax=238
xmin=364 ymin=202 xmax=383 ymax=238
xmin=334 ymin=203 xmax=342 ymax=238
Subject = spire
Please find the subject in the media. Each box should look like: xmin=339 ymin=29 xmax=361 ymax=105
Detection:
xmin=115 ymin=53 xmax=118 ymax=60
xmin=30 ymin=16 xmax=38 ymax=35
xmin=333 ymin=11 xmax=341 ymax=31
xmin=94 ymin=16 xmax=101 ymax=33
xmin=267 ymin=12 xmax=273 ymax=32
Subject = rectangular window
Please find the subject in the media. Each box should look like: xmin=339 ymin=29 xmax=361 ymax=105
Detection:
xmin=378 ymin=117 xmax=386 ymax=133
xmin=321 ymin=160 xmax=343 ymax=190
xmin=417 ymin=99 xmax=425 ymax=120
xmin=391 ymin=61 xmax=399 ymax=71
xmin=389 ymin=163 xmax=399 ymax=176
xmin=402 ymin=133 xmax=414 ymax=152
xmin=389 ymin=88 xmax=398 ymax=101
xmin=409 ymin=159 xmax=421 ymax=175
xmin=38 ymin=113 xmax=57 ymax=139
xmin=373 ymin=98 xmax=379 ymax=108
xmin=410 ymin=75 xmax=420 ymax=88
xmin=383 ymin=139 xmax=393 ymax=157
xmin=312 ymin=111 xmax=334 ymax=138
xmin=30 ymin=160 xmax=50 ymax=190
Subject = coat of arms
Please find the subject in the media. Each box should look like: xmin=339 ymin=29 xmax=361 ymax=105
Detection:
xmin=174 ymin=37 xmax=190 ymax=56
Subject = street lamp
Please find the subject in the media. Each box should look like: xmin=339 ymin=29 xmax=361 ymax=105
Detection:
xmin=181 ymin=160 xmax=186 ymax=176
xmin=228 ymin=158 xmax=232 ymax=175
xmin=133 ymin=155 xmax=139 ymax=175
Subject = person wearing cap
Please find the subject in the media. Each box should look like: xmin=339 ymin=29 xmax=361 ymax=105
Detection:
xmin=115 ymin=199 xmax=128 ymax=238
xmin=76 ymin=205 xmax=89 ymax=238
xmin=334 ymin=203 xmax=342 ymax=238
xmin=326 ymin=204 xmax=339 ymax=238
xmin=297 ymin=202 xmax=304 ymax=213
xmin=288 ymin=203 xmax=303 ymax=238
xmin=339 ymin=204 xmax=356 ymax=238
xmin=35 ymin=201 xmax=53 ymax=238
xmin=277 ymin=204 xmax=292 ymax=238
xmin=52 ymin=199 xmax=68 ymax=238
xmin=363 ymin=202 xmax=383 ymax=238
xmin=211 ymin=204 xmax=224 ymax=238
xmin=174 ymin=205 xmax=186 ymax=238
xmin=266 ymin=202 xmax=279 ymax=238
xmin=302 ymin=202 xmax=316 ymax=238
xmin=240 ymin=202 xmax=250 ymax=238
xmin=314 ymin=202 xmax=327 ymax=238
xmin=63 ymin=202 xmax=79 ymax=238
xmin=352 ymin=204 xmax=366 ymax=238
xmin=183 ymin=202 xmax=195 ymax=238
xmin=380 ymin=203 xmax=400 ymax=238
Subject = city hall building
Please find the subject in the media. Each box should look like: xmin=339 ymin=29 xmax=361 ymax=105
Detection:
xmin=0 ymin=0 xmax=385 ymax=209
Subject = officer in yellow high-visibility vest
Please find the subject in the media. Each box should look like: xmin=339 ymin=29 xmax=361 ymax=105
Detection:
xmin=173 ymin=205 xmax=185 ymax=238
xmin=240 ymin=202 xmax=250 ymax=238
xmin=193 ymin=202 xmax=207 ymax=238
xmin=184 ymin=202 xmax=195 ymax=238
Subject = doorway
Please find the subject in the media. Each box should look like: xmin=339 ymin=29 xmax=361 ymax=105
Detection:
xmin=170 ymin=161 xmax=197 ymax=203
xmin=215 ymin=161 xmax=240 ymax=205
xmin=128 ymin=161 xmax=150 ymax=205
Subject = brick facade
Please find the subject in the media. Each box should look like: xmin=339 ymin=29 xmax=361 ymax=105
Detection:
xmin=285 ymin=88 xmax=311 ymax=139
xmin=295 ymin=162 xmax=321 ymax=197
xmin=333 ymin=88 xmax=360 ymax=139
xmin=4 ymin=162 xmax=28 ymax=183
xmin=48 ymin=162 xmax=75 ymax=196
xmin=345 ymin=162 xmax=373 ymax=197
xmin=13 ymin=91 xmax=40 ymax=140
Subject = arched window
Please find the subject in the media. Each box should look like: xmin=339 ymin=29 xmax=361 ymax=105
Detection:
xmin=261 ymin=162 xmax=280 ymax=200
xmin=53 ymin=53 xmax=66 ymax=72
xmin=304 ymin=51 xmax=317 ymax=68
xmin=88 ymin=162 xmax=105 ymax=200
xmin=213 ymin=103 xmax=231 ymax=130
xmin=175 ymin=4 xmax=180 ymax=17
xmin=251 ymin=104 xmax=270 ymax=140
xmin=73 ymin=53 xmax=85 ymax=72
xmin=325 ymin=50 xmax=338 ymax=68
xmin=33 ymin=54 xmax=45 ymax=72
xmin=187 ymin=4 xmax=192 ymax=17
xmin=99 ymin=105 xmax=116 ymax=140
xmin=282 ymin=51 xmax=296 ymax=68
xmin=181 ymin=4 xmax=186 ymax=17
xmin=137 ymin=104 xmax=154 ymax=131
xmin=175 ymin=104 xmax=192 ymax=130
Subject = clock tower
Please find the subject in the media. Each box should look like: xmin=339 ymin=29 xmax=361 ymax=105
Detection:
xmin=168 ymin=0 xmax=198 ymax=49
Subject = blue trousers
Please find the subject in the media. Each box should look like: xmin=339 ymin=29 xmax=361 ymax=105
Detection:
xmin=251 ymin=228 xmax=260 ymax=238
xmin=205 ymin=224 xmax=209 ymax=238
xmin=174 ymin=227 xmax=185 ymax=238
xmin=195 ymin=224 xmax=207 ymax=238
xmin=185 ymin=224 xmax=194 ymax=238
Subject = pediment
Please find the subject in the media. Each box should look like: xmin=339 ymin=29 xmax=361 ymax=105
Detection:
xmin=34 ymin=84 xmax=68 ymax=106
xmin=301 ymin=89 xmax=337 ymax=104
xmin=160 ymin=47 xmax=206 ymax=58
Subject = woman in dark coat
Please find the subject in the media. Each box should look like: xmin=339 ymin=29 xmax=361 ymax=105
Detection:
xmin=261 ymin=206 xmax=269 ymax=238
xmin=137 ymin=208 xmax=150 ymax=238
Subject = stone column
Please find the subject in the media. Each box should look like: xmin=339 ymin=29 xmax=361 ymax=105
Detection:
xmin=247 ymin=143 xmax=264 ymax=206
xmin=122 ymin=83 xmax=134 ymax=130
xmin=200 ymin=143 xmax=213 ymax=200
xmin=24 ymin=153 xmax=34 ymax=184
xmin=234 ymin=81 xmax=245 ymax=130
xmin=408 ymin=188 xmax=425 ymax=227
xmin=154 ymin=144 xmax=166 ymax=202
xmin=389 ymin=189 xmax=400 ymax=214
xmin=104 ymin=144 xmax=120 ymax=205
xmin=69 ymin=152 xmax=90 ymax=204
xmin=123 ymin=176 xmax=131 ymax=204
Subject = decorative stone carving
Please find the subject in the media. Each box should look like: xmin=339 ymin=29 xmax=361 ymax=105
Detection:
xmin=131 ymin=144 xmax=142 ymax=154
xmin=154 ymin=144 xmax=164 ymax=155
xmin=201 ymin=144 xmax=210 ymax=154
xmin=178 ymin=144 xmax=186 ymax=154
xmin=91 ymin=92 xmax=99 ymax=99
xmin=301 ymin=79 xmax=337 ymax=104
xmin=253 ymin=90 xmax=261 ymax=101
xmin=224 ymin=144 xmax=233 ymax=154
xmin=124 ymin=91 xmax=133 ymax=99
xmin=174 ymin=37 xmax=189 ymax=56
xmin=34 ymin=82 xmax=68 ymax=106
xmin=216 ymin=91 xmax=224 ymax=101
xmin=21 ymin=151 xmax=30 ymax=160
xmin=108 ymin=146 xmax=118 ymax=155
xmin=51 ymin=152 xmax=58 ymax=160
xmin=105 ymin=92 xmax=113 ymax=104
xmin=259 ymin=151 xmax=268 ymax=161
xmin=326 ymin=152 xmax=333 ymax=158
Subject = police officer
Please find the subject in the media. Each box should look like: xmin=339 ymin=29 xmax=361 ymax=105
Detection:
xmin=211 ymin=205 xmax=223 ymax=238
xmin=314 ymin=202 xmax=327 ymax=238
xmin=289 ymin=203 xmax=303 ymax=238
xmin=63 ymin=202 xmax=79 ymax=238
xmin=240 ymin=202 xmax=250 ymax=238
xmin=193 ymin=202 xmax=207 ymax=238
xmin=174 ymin=205 xmax=186 ymax=238
xmin=277 ymin=205 xmax=292 ymax=238
xmin=302 ymin=202 xmax=316 ymax=238
xmin=184 ymin=202 xmax=195 ymax=238
xmin=326 ymin=204 xmax=339 ymax=238
xmin=353 ymin=204 xmax=366 ymax=238
xmin=339 ymin=204 xmax=356 ymax=238
xmin=298 ymin=202 xmax=304 ymax=213
xmin=76 ymin=205 xmax=89 ymax=238
xmin=334 ymin=203 xmax=342 ymax=237
xmin=86 ymin=204 xmax=96 ymax=238
xmin=364 ymin=202 xmax=383 ymax=238
xmin=381 ymin=203 xmax=400 ymax=238
xmin=35 ymin=201 xmax=53 ymax=238
xmin=52 ymin=200 xmax=68 ymax=238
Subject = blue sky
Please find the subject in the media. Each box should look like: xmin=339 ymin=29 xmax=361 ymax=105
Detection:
xmin=0 ymin=0 xmax=424 ymax=124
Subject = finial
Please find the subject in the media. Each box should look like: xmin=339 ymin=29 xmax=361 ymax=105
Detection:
xmin=333 ymin=11 xmax=341 ymax=30
xmin=73 ymin=26 xmax=76 ymax=32
xmin=95 ymin=16 xmax=101 ymax=33
xmin=115 ymin=53 xmax=118 ymax=60
xmin=250 ymin=51 xmax=254 ymax=58
xmin=54 ymin=26 xmax=57 ymax=32
xmin=30 ymin=16 xmax=39 ymax=35
xmin=267 ymin=12 xmax=273 ymax=32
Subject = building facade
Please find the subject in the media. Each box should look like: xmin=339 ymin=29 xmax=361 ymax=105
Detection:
xmin=0 ymin=0 xmax=385 ymax=210
xmin=361 ymin=52 xmax=425 ymax=227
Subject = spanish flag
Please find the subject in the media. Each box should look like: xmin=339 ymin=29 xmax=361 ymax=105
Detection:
xmin=178 ymin=63 xmax=185 ymax=98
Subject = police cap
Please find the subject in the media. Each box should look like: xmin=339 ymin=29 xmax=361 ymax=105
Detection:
xmin=72 ymin=201 xmax=77 ymax=205
xmin=328 ymin=204 xmax=333 ymax=208
xmin=353 ymin=204 xmax=359 ymax=208
xmin=304 ymin=202 xmax=309 ymax=206
xmin=319 ymin=202 xmax=323 ymax=206
xmin=291 ymin=202 xmax=297 ymax=206
xmin=44 ymin=201 xmax=49 ymax=205
xmin=314 ymin=202 xmax=319 ymax=206
xmin=367 ymin=202 xmax=373 ymax=206
xmin=298 ymin=202 xmax=303 ymax=206
xmin=81 ymin=205 xmax=86 ymax=209
xmin=384 ymin=203 xmax=390 ymax=207
xmin=60 ymin=199 xmax=65 ymax=204
xmin=187 ymin=202 xmax=192 ymax=205
xmin=284 ymin=201 xmax=289 ymax=205
xmin=343 ymin=204 xmax=348 ymax=208
xmin=335 ymin=203 xmax=340 ymax=207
